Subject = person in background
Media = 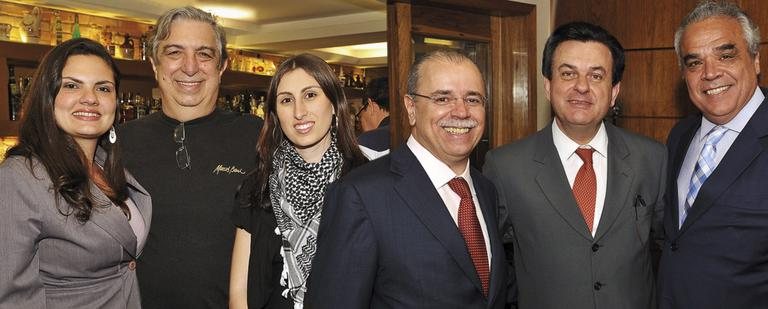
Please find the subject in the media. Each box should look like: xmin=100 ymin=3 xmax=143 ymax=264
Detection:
xmin=658 ymin=1 xmax=768 ymax=307
xmin=308 ymin=49 xmax=507 ymax=308
xmin=0 ymin=38 xmax=151 ymax=308
xmin=484 ymin=22 xmax=666 ymax=308
xmin=357 ymin=77 xmax=390 ymax=159
xmin=119 ymin=6 xmax=262 ymax=308
xmin=229 ymin=53 xmax=366 ymax=308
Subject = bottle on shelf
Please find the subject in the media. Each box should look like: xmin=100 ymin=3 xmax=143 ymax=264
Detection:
xmin=52 ymin=11 xmax=62 ymax=45
xmin=18 ymin=76 xmax=31 ymax=98
xmin=72 ymin=14 xmax=81 ymax=39
xmin=119 ymin=92 xmax=135 ymax=123
xmin=265 ymin=59 xmax=276 ymax=76
xmin=7 ymin=65 xmax=21 ymax=121
xmin=121 ymin=33 xmax=134 ymax=59
xmin=102 ymin=25 xmax=115 ymax=56
xmin=255 ymin=95 xmax=266 ymax=119
xmin=254 ymin=56 xmax=266 ymax=75
xmin=337 ymin=65 xmax=345 ymax=87
xmin=134 ymin=94 xmax=147 ymax=119
xmin=140 ymin=26 xmax=152 ymax=61
xmin=149 ymin=98 xmax=162 ymax=114
xmin=344 ymin=71 xmax=353 ymax=88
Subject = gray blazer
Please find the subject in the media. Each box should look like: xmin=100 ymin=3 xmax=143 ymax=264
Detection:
xmin=0 ymin=154 xmax=151 ymax=309
xmin=484 ymin=122 xmax=666 ymax=309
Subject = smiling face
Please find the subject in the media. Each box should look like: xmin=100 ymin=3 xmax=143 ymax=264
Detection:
xmin=151 ymin=19 xmax=226 ymax=121
xmin=404 ymin=59 xmax=485 ymax=173
xmin=680 ymin=16 xmax=760 ymax=125
xmin=275 ymin=68 xmax=335 ymax=163
xmin=54 ymin=54 xmax=117 ymax=151
xmin=545 ymin=40 xmax=619 ymax=141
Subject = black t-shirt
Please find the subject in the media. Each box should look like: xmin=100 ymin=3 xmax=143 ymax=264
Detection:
xmin=120 ymin=109 xmax=262 ymax=309
xmin=232 ymin=176 xmax=293 ymax=309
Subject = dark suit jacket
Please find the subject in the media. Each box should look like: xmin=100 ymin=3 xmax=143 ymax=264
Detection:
xmin=485 ymin=122 xmax=666 ymax=309
xmin=358 ymin=117 xmax=391 ymax=152
xmin=658 ymin=88 xmax=768 ymax=308
xmin=0 ymin=153 xmax=151 ymax=309
xmin=307 ymin=145 xmax=508 ymax=309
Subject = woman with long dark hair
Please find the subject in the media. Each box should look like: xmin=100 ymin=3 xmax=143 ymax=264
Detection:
xmin=0 ymin=38 xmax=151 ymax=308
xmin=229 ymin=53 xmax=366 ymax=308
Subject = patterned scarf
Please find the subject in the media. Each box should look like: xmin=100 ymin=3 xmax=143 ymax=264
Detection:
xmin=269 ymin=132 xmax=342 ymax=307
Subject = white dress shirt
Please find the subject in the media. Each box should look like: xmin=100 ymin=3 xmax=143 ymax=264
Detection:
xmin=676 ymin=86 xmax=764 ymax=227
xmin=552 ymin=120 xmax=609 ymax=237
xmin=407 ymin=136 xmax=492 ymax=265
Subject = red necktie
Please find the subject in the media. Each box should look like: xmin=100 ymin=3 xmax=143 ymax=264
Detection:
xmin=572 ymin=148 xmax=596 ymax=232
xmin=448 ymin=177 xmax=489 ymax=297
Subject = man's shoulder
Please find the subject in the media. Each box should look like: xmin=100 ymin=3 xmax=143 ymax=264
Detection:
xmin=120 ymin=113 xmax=165 ymax=133
xmin=487 ymin=128 xmax=547 ymax=160
xmin=218 ymin=110 xmax=264 ymax=129
xmin=357 ymin=126 xmax=390 ymax=152
xmin=342 ymin=154 xmax=394 ymax=186
xmin=119 ymin=113 xmax=169 ymax=144
xmin=607 ymin=123 xmax=665 ymax=155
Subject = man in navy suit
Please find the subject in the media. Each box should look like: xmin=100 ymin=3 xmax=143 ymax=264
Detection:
xmin=308 ymin=49 xmax=507 ymax=308
xmin=357 ymin=77 xmax=391 ymax=160
xmin=659 ymin=1 xmax=768 ymax=308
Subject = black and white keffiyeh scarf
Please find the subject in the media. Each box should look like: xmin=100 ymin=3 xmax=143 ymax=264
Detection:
xmin=269 ymin=132 xmax=342 ymax=307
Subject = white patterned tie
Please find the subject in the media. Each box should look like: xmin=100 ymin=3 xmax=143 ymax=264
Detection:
xmin=682 ymin=125 xmax=728 ymax=223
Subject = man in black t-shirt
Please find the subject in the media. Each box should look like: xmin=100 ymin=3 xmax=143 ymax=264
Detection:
xmin=119 ymin=6 xmax=262 ymax=309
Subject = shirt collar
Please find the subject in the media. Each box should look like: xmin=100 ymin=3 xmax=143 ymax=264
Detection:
xmin=407 ymin=135 xmax=471 ymax=190
xmin=698 ymin=86 xmax=764 ymax=141
xmin=552 ymin=120 xmax=609 ymax=162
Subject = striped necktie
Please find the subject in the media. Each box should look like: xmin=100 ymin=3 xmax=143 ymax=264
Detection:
xmin=681 ymin=125 xmax=728 ymax=224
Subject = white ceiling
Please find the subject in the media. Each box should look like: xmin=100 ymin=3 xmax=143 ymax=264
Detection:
xmin=12 ymin=0 xmax=388 ymax=66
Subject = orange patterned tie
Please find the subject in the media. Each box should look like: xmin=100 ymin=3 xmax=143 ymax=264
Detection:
xmin=573 ymin=148 xmax=596 ymax=233
xmin=448 ymin=177 xmax=489 ymax=297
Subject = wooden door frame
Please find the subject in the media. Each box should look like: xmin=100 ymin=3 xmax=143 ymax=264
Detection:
xmin=387 ymin=0 xmax=538 ymax=151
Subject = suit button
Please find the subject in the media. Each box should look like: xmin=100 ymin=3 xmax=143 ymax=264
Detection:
xmin=670 ymin=242 xmax=678 ymax=251
xmin=128 ymin=260 xmax=137 ymax=270
xmin=594 ymin=282 xmax=603 ymax=290
xmin=591 ymin=244 xmax=600 ymax=252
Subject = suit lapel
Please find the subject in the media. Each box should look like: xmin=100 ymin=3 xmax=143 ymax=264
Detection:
xmin=665 ymin=117 xmax=699 ymax=239
xmin=125 ymin=171 xmax=151 ymax=256
xmin=534 ymin=125 xmax=593 ymax=240
xmin=595 ymin=124 xmax=635 ymax=241
xmin=680 ymin=95 xmax=768 ymax=233
xmin=390 ymin=146 xmax=485 ymax=295
xmin=471 ymin=168 xmax=504 ymax=303
xmin=89 ymin=184 xmax=138 ymax=257
xmin=89 ymin=147 xmax=145 ymax=257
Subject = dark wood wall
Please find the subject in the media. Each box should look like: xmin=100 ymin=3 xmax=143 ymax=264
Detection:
xmin=555 ymin=0 xmax=768 ymax=142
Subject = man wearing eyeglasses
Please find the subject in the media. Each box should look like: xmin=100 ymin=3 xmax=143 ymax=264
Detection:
xmin=356 ymin=77 xmax=391 ymax=160
xmin=483 ymin=22 xmax=666 ymax=308
xmin=308 ymin=49 xmax=507 ymax=308
xmin=118 ymin=7 xmax=263 ymax=309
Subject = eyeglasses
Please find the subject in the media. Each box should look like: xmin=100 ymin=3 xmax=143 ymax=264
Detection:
xmin=409 ymin=92 xmax=486 ymax=107
xmin=174 ymin=122 xmax=190 ymax=170
xmin=354 ymin=101 xmax=369 ymax=122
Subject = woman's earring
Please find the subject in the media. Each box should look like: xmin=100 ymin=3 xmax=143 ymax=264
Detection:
xmin=108 ymin=126 xmax=117 ymax=144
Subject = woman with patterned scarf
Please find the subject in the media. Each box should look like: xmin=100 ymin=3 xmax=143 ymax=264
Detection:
xmin=229 ymin=53 xmax=367 ymax=309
